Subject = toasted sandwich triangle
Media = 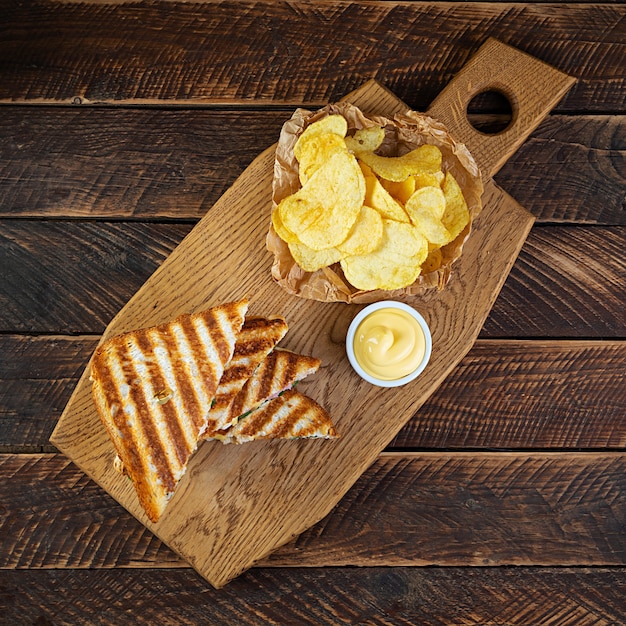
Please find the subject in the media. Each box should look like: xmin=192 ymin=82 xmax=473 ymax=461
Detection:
xmin=217 ymin=389 xmax=339 ymax=444
xmin=203 ymin=347 xmax=321 ymax=439
xmin=90 ymin=299 xmax=248 ymax=522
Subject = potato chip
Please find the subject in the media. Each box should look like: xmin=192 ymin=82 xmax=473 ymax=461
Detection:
xmin=406 ymin=185 xmax=446 ymax=219
xmin=279 ymin=149 xmax=365 ymax=250
xmin=337 ymin=205 xmax=383 ymax=256
xmin=405 ymin=186 xmax=452 ymax=246
xmin=345 ymin=125 xmax=385 ymax=153
xmin=442 ymin=172 xmax=470 ymax=241
xmin=294 ymin=114 xmax=348 ymax=161
xmin=294 ymin=114 xmax=349 ymax=184
xmin=297 ymin=132 xmax=348 ymax=185
xmin=271 ymin=207 xmax=299 ymax=244
xmin=412 ymin=171 xmax=444 ymax=190
xmin=340 ymin=219 xmax=428 ymax=291
xmin=357 ymin=144 xmax=443 ymax=181
xmin=289 ymin=240 xmax=344 ymax=272
xmin=270 ymin=103 xmax=482 ymax=300
xmin=360 ymin=161 xmax=410 ymax=223
xmin=413 ymin=215 xmax=450 ymax=247
xmin=358 ymin=160 xmax=374 ymax=177
xmin=380 ymin=176 xmax=416 ymax=205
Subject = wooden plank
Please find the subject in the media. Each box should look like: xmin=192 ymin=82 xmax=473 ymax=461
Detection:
xmin=1 ymin=453 xmax=625 ymax=569
xmin=1 ymin=108 xmax=623 ymax=223
xmin=0 ymin=108 xmax=286 ymax=220
xmin=269 ymin=451 xmax=626 ymax=567
xmin=391 ymin=340 xmax=626 ymax=450
xmin=47 ymin=45 xmax=565 ymax=586
xmin=2 ymin=337 xmax=624 ymax=452
xmin=0 ymin=221 xmax=191 ymax=333
xmin=1 ymin=567 xmax=625 ymax=625
xmin=0 ymin=335 xmax=96 ymax=453
xmin=496 ymin=115 xmax=626 ymax=225
xmin=0 ymin=2 xmax=623 ymax=111
xmin=483 ymin=226 xmax=626 ymax=338
xmin=1 ymin=222 xmax=623 ymax=336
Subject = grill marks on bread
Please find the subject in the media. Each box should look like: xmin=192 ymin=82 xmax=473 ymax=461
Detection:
xmin=143 ymin=328 xmax=198 ymax=464
xmin=90 ymin=300 xmax=248 ymax=522
xmin=224 ymin=348 xmax=321 ymax=426
xmin=204 ymin=316 xmax=288 ymax=436
xmin=225 ymin=389 xmax=337 ymax=443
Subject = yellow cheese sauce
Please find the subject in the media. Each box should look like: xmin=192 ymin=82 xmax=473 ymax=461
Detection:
xmin=353 ymin=308 xmax=426 ymax=381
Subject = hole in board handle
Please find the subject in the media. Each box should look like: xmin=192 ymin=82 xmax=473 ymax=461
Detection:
xmin=466 ymin=89 xmax=514 ymax=135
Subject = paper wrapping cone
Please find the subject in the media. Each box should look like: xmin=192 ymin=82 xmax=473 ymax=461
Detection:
xmin=267 ymin=102 xmax=484 ymax=304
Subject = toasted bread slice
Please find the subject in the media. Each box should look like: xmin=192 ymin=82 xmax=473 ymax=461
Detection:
xmin=217 ymin=389 xmax=338 ymax=444
xmin=204 ymin=347 xmax=321 ymax=438
xmin=203 ymin=316 xmax=288 ymax=437
xmin=90 ymin=299 xmax=248 ymax=522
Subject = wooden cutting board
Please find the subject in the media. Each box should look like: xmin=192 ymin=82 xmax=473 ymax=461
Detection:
xmin=51 ymin=39 xmax=575 ymax=588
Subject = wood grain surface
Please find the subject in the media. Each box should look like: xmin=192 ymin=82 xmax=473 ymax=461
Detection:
xmin=1 ymin=109 xmax=623 ymax=223
xmin=2 ymin=567 xmax=624 ymax=626
xmin=2 ymin=452 xmax=624 ymax=570
xmin=3 ymin=338 xmax=624 ymax=452
xmin=0 ymin=2 xmax=623 ymax=111
xmin=3 ymin=223 xmax=623 ymax=336
xmin=1 ymin=0 xmax=624 ymax=620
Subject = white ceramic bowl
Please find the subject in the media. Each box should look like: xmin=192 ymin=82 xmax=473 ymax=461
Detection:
xmin=346 ymin=301 xmax=432 ymax=388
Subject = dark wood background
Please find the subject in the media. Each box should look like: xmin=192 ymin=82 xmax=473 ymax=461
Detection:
xmin=1 ymin=1 xmax=624 ymax=623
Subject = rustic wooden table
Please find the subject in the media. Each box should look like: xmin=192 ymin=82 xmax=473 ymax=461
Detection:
xmin=1 ymin=2 xmax=624 ymax=624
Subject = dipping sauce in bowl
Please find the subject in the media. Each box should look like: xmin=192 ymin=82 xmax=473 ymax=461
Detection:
xmin=346 ymin=301 xmax=432 ymax=387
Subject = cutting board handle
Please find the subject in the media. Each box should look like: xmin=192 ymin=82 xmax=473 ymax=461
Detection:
xmin=426 ymin=38 xmax=576 ymax=180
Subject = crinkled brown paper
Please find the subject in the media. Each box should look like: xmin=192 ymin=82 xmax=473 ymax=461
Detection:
xmin=266 ymin=102 xmax=484 ymax=304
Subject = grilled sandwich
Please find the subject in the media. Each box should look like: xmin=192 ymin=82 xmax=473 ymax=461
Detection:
xmin=203 ymin=347 xmax=322 ymax=439
xmin=203 ymin=316 xmax=288 ymax=437
xmin=218 ymin=388 xmax=338 ymax=444
xmin=90 ymin=299 xmax=248 ymax=522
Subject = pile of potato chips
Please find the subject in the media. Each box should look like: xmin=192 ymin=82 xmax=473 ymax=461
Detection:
xmin=272 ymin=114 xmax=471 ymax=291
